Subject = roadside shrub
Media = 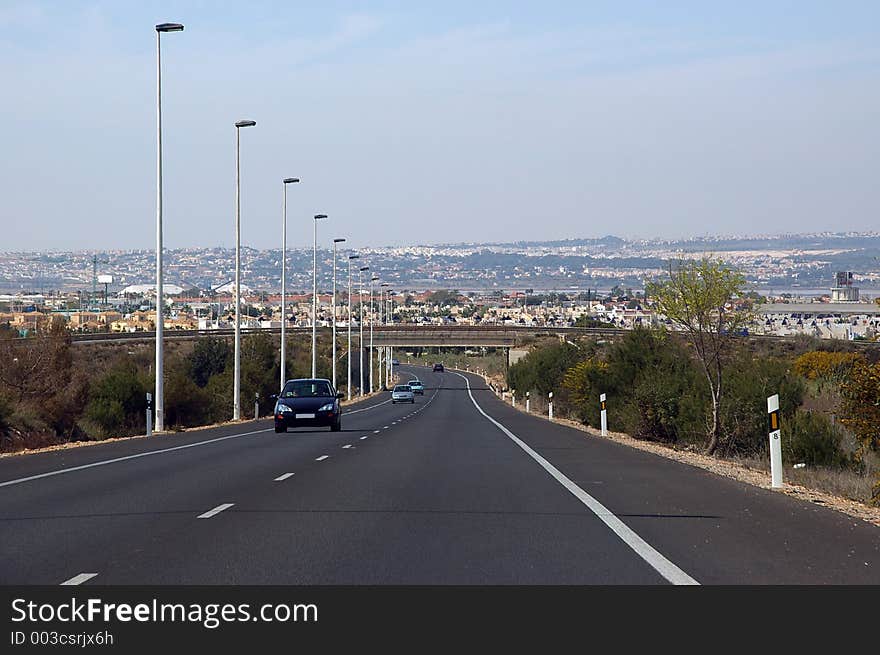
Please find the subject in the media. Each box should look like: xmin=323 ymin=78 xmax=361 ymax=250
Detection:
xmin=188 ymin=338 xmax=231 ymax=388
xmin=508 ymin=341 xmax=581 ymax=396
xmin=165 ymin=354 xmax=211 ymax=428
xmin=840 ymin=361 xmax=880 ymax=476
xmin=782 ymin=410 xmax=849 ymax=468
xmin=82 ymin=359 xmax=148 ymax=438
xmin=793 ymin=351 xmax=864 ymax=383
xmin=718 ymin=355 xmax=803 ymax=457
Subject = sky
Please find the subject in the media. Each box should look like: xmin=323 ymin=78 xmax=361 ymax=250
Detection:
xmin=1 ymin=1 xmax=879 ymax=251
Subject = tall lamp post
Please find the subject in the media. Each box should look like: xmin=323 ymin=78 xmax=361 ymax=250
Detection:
xmin=370 ymin=275 xmax=378 ymax=392
xmin=280 ymin=178 xmax=300 ymax=391
xmin=312 ymin=214 xmax=328 ymax=377
xmin=380 ymin=282 xmax=390 ymax=389
xmin=347 ymin=254 xmax=360 ymax=400
xmin=358 ymin=266 xmax=370 ymax=396
xmin=233 ymin=119 xmax=256 ymax=420
xmin=331 ymin=238 xmax=346 ymax=391
xmin=154 ymin=21 xmax=184 ymax=433
xmin=387 ymin=291 xmax=394 ymax=383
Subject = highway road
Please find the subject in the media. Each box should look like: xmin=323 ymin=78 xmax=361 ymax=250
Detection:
xmin=0 ymin=365 xmax=878 ymax=585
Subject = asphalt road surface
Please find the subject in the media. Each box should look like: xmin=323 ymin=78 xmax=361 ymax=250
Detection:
xmin=1 ymin=365 xmax=877 ymax=584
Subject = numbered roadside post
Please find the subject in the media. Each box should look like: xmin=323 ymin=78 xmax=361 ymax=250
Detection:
xmin=767 ymin=393 xmax=783 ymax=488
xmin=525 ymin=391 xmax=530 ymax=413
xmin=600 ymin=393 xmax=608 ymax=436
xmin=254 ymin=392 xmax=260 ymax=420
xmin=548 ymin=392 xmax=554 ymax=421
xmin=146 ymin=393 xmax=153 ymax=437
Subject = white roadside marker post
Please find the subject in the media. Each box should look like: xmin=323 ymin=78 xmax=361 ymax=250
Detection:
xmin=600 ymin=393 xmax=608 ymax=436
xmin=525 ymin=391 xmax=530 ymax=413
xmin=146 ymin=393 xmax=152 ymax=436
xmin=254 ymin=392 xmax=260 ymax=420
xmin=511 ymin=389 xmax=516 ymax=407
xmin=548 ymin=391 xmax=554 ymax=421
xmin=767 ymin=394 xmax=783 ymax=488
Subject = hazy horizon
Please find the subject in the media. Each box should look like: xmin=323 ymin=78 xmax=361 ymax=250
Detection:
xmin=3 ymin=2 xmax=879 ymax=251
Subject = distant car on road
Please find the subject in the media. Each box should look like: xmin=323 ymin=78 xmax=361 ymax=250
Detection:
xmin=392 ymin=359 xmax=400 ymax=366
xmin=271 ymin=378 xmax=343 ymax=433
xmin=433 ymin=363 xmax=444 ymax=372
xmin=391 ymin=384 xmax=415 ymax=404
xmin=407 ymin=379 xmax=424 ymax=395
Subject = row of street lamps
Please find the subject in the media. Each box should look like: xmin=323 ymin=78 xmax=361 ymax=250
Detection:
xmin=154 ymin=21 xmax=392 ymax=429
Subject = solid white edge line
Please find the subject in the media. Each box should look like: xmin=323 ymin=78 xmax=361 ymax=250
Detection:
xmin=60 ymin=573 xmax=98 ymax=586
xmin=197 ymin=503 xmax=234 ymax=519
xmin=0 ymin=428 xmax=273 ymax=489
xmin=274 ymin=473 xmax=295 ymax=481
xmin=451 ymin=371 xmax=699 ymax=586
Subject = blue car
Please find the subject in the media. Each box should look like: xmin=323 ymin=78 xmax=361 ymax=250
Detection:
xmin=271 ymin=378 xmax=343 ymax=433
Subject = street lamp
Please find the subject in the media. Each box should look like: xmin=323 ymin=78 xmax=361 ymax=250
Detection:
xmin=359 ymin=266 xmax=370 ymax=396
xmin=311 ymin=214 xmax=328 ymax=378
xmin=280 ymin=177 xmax=300 ymax=391
xmin=332 ymin=238 xmax=346 ymax=391
xmin=380 ymin=282 xmax=390 ymax=389
xmin=386 ymin=289 xmax=393 ymax=384
xmin=233 ymin=118 xmax=256 ymax=421
xmin=347 ymin=254 xmax=359 ymax=400
xmin=154 ymin=21 xmax=184 ymax=433
xmin=370 ymin=275 xmax=379 ymax=392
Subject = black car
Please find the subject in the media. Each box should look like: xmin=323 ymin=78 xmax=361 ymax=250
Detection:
xmin=433 ymin=363 xmax=444 ymax=372
xmin=271 ymin=378 xmax=343 ymax=433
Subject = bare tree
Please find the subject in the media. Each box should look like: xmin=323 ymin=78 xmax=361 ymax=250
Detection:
xmin=650 ymin=258 xmax=749 ymax=455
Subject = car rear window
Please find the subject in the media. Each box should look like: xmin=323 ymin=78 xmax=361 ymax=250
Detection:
xmin=281 ymin=380 xmax=332 ymax=398
xmin=394 ymin=385 xmax=411 ymax=392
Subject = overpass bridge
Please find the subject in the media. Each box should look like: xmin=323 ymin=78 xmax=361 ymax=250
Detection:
xmin=68 ymin=325 xmax=622 ymax=347
xmin=55 ymin=323 xmax=880 ymax=350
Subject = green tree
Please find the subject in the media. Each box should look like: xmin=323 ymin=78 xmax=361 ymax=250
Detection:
xmin=188 ymin=337 xmax=231 ymax=387
xmin=507 ymin=341 xmax=581 ymax=396
xmin=649 ymin=258 xmax=750 ymax=455
xmin=839 ymin=361 xmax=880 ymax=503
xmin=82 ymin=359 xmax=148 ymax=438
xmin=427 ymin=289 xmax=461 ymax=306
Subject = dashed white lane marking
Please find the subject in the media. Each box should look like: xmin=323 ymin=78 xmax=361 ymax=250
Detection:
xmin=316 ymin=455 xmax=330 ymax=461
xmin=0 ymin=427 xmax=272 ymax=489
xmin=197 ymin=503 xmax=235 ymax=519
xmin=373 ymin=430 xmax=381 ymax=434
xmin=61 ymin=573 xmax=97 ymax=586
xmin=274 ymin=473 xmax=295 ymax=481
xmin=383 ymin=426 xmax=390 ymax=429
xmin=345 ymin=399 xmax=393 ymax=414
xmin=342 ymin=444 xmax=352 ymax=449
xmin=360 ymin=436 xmax=368 ymax=440
xmin=452 ymin=371 xmax=699 ymax=587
